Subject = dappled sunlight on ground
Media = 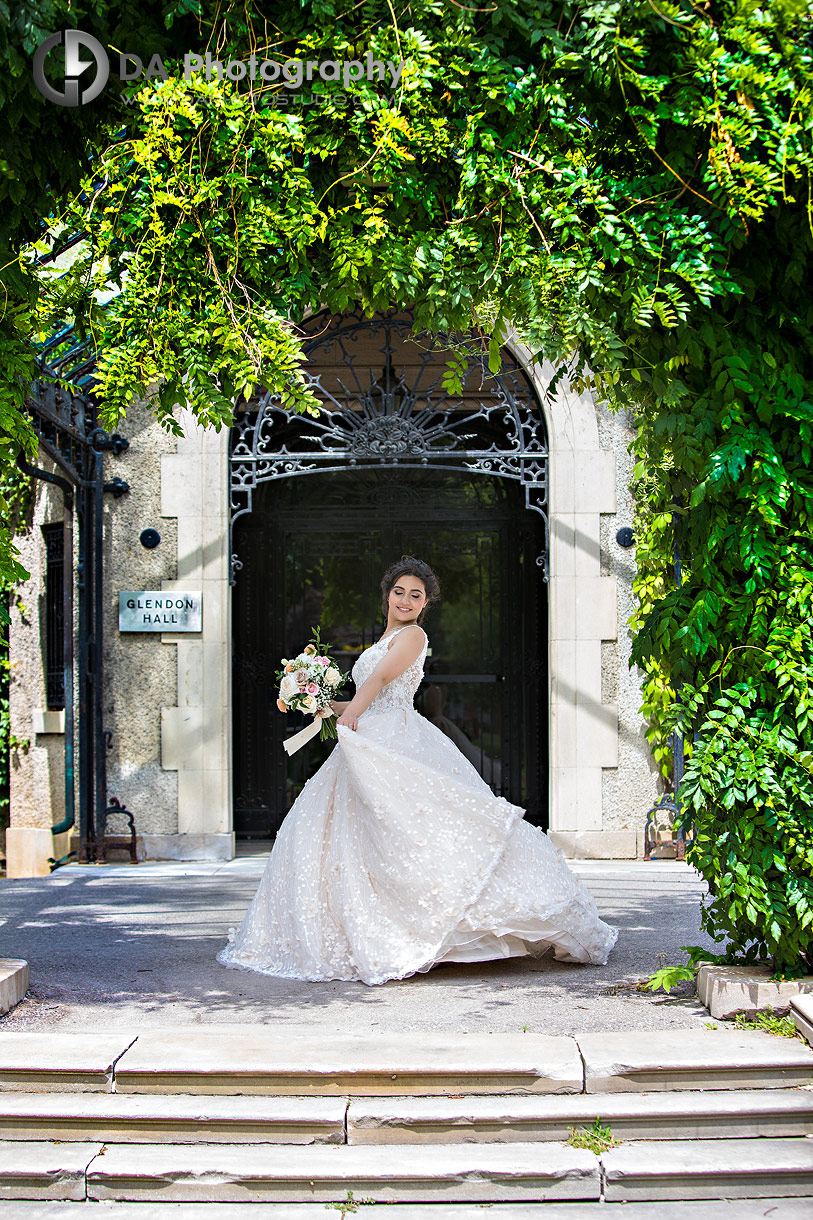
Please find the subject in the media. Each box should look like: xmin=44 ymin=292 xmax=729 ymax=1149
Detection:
xmin=1 ymin=858 xmax=715 ymax=1035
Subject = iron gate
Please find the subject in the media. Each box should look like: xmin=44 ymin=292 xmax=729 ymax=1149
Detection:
xmin=230 ymin=309 xmax=550 ymax=839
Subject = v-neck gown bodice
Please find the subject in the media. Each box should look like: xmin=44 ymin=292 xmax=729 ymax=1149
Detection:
xmin=218 ymin=624 xmax=617 ymax=985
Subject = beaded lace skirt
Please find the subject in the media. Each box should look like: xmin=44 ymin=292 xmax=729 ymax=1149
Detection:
xmin=217 ymin=703 xmax=619 ymax=986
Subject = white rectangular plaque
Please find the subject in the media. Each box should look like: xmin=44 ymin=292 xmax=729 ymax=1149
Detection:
xmin=119 ymin=591 xmax=202 ymax=632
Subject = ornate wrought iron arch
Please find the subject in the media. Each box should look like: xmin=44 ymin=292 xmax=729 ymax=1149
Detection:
xmin=229 ymin=309 xmax=550 ymax=582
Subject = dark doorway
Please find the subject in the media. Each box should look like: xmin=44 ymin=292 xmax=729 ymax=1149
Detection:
xmin=232 ymin=467 xmax=548 ymax=840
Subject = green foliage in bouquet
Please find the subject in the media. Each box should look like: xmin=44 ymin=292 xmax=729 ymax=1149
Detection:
xmin=275 ymin=626 xmax=346 ymax=742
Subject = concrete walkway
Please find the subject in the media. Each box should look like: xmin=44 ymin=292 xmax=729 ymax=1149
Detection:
xmin=0 ymin=856 xmax=718 ymax=1034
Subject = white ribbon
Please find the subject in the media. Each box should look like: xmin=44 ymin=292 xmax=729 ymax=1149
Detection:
xmin=283 ymin=709 xmax=336 ymax=756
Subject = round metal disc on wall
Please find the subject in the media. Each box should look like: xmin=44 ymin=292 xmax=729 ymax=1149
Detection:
xmin=140 ymin=528 xmax=161 ymax=549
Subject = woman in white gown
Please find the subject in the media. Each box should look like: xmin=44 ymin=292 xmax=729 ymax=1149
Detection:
xmin=218 ymin=557 xmax=618 ymax=986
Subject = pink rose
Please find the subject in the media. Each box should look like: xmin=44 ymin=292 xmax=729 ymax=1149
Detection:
xmin=294 ymin=669 xmax=308 ymax=684
xmin=319 ymin=656 xmax=330 ymax=666
xmin=306 ymin=682 xmax=318 ymax=695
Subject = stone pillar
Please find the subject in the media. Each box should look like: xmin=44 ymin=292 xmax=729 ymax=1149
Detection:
xmin=507 ymin=338 xmax=649 ymax=857
xmin=158 ymin=412 xmax=234 ymax=860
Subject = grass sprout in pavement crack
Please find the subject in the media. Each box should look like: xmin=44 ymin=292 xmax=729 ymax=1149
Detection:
xmin=326 ymin=1191 xmax=377 ymax=1215
xmin=602 ymin=950 xmax=696 ymax=998
xmin=733 ymin=1007 xmax=802 ymax=1038
xmin=567 ymin=1117 xmax=620 ymax=1154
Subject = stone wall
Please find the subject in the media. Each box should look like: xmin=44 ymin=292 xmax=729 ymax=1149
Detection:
xmin=6 ymin=402 xmax=182 ymax=876
xmin=7 ymin=463 xmax=70 ymax=875
xmin=103 ymin=402 xmax=179 ymax=839
xmin=595 ymin=396 xmax=660 ymax=853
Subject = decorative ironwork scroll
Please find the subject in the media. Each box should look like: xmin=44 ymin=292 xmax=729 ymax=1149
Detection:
xmin=229 ymin=309 xmax=550 ymax=583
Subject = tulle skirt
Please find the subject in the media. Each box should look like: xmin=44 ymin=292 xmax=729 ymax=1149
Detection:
xmin=218 ymin=706 xmax=618 ymax=986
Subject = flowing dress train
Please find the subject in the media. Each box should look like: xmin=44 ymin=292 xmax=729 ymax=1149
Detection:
xmin=218 ymin=624 xmax=618 ymax=985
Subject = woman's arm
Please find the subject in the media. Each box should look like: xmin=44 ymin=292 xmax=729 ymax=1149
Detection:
xmin=337 ymin=625 xmax=426 ymax=729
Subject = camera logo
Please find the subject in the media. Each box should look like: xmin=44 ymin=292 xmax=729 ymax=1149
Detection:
xmin=33 ymin=29 xmax=109 ymax=107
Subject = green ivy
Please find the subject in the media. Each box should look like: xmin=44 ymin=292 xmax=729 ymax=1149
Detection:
xmin=0 ymin=466 xmax=33 ymax=831
xmin=669 ymin=669 xmax=813 ymax=973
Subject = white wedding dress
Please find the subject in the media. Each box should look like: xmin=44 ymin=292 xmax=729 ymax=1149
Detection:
xmin=218 ymin=624 xmax=618 ymax=986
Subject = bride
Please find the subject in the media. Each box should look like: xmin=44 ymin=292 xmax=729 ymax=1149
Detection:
xmin=218 ymin=556 xmax=618 ymax=986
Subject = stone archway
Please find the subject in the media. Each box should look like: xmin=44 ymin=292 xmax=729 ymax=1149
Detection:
xmin=228 ymin=308 xmax=550 ymax=839
xmin=158 ymin=311 xmax=624 ymax=859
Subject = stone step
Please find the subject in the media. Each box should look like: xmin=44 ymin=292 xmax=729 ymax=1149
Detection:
xmin=346 ymin=1086 xmax=813 ymax=1143
xmin=4 ymin=1205 xmax=813 ymax=1220
xmin=1 ymin=1087 xmax=810 ymax=1146
xmin=3 ymin=1202 xmax=813 ymax=1220
xmin=112 ymin=1028 xmax=813 ymax=1096
xmin=0 ymin=1094 xmax=346 ymax=1144
xmin=3 ymin=1136 xmax=809 ymax=1204
xmin=578 ymin=1028 xmax=813 ymax=1092
xmin=0 ymin=1142 xmax=101 ymax=1201
xmin=112 ymin=1031 xmax=583 ymax=1095
xmin=2 ymin=1137 xmax=812 ymax=1204
xmin=84 ymin=1140 xmax=600 ymax=1203
xmin=0 ymin=1033 xmax=136 ymax=1093
xmin=602 ymin=1135 xmax=813 ymax=1201
xmin=0 ymin=1087 xmax=810 ymax=1147
xmin=1 ymin=1028 xmax=811 ymax=1097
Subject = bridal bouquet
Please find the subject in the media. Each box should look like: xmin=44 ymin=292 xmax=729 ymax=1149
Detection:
xmin=275 ymin=627 xmax=346 ymax=756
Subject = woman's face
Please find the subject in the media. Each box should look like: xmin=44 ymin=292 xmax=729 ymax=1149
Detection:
xmin=388 ymin=575 xmax=427 ymax=623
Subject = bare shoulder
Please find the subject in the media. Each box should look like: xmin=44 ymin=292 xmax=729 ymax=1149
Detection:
xmin=387 ymin=622 xmax=426 ymax=648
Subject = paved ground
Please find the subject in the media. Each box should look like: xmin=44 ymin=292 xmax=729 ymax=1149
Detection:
xmin=0 ymin=854 xmax=719 ymax=1035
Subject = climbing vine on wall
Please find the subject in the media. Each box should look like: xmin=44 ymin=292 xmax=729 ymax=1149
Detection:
xmin=0 ymin=468 xmax=32 ymax=832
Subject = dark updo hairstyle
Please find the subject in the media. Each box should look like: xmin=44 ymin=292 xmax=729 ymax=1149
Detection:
xmin=380 ymin=555 xmax=440 ymax=626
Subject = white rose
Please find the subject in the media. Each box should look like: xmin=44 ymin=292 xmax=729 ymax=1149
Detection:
xmin=325 ymin=667 xmax=341 ymax=685
xmin=301 ymin=694 xmax=317 ymax=713
xmin=280 ymin=674 xmax=299 ymax=698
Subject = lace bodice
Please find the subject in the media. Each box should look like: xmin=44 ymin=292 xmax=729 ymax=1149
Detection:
xmin=351 ymin=624 xmax=428 ymax=715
